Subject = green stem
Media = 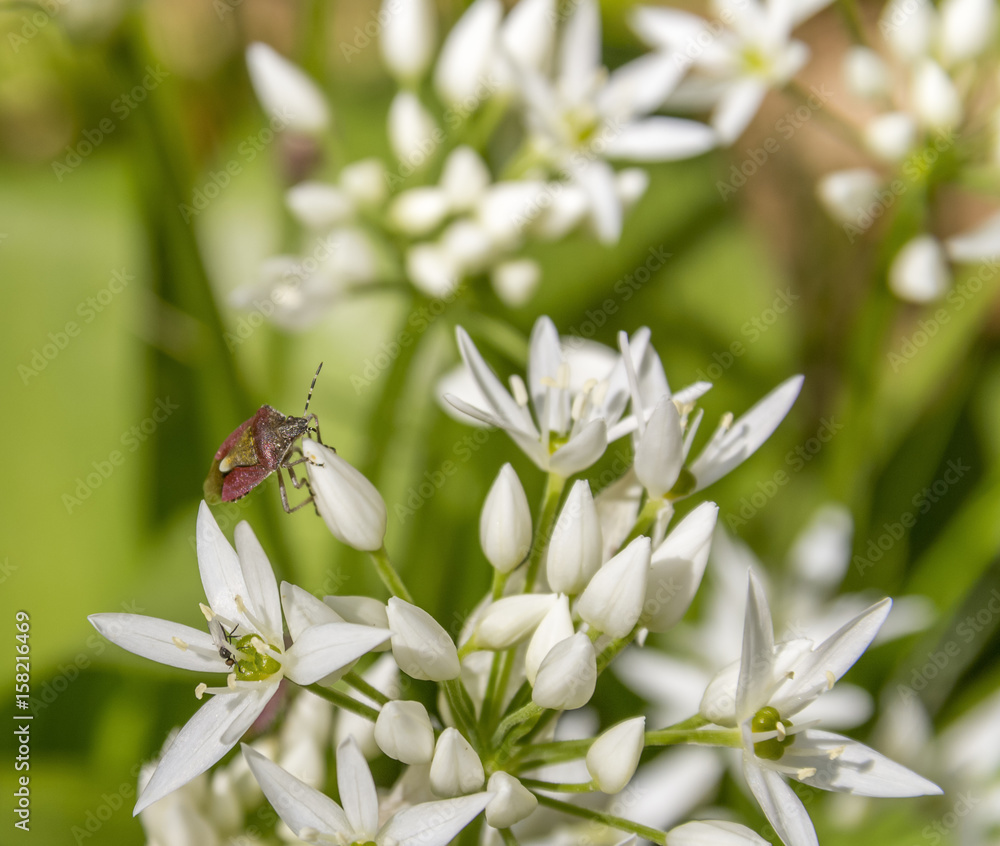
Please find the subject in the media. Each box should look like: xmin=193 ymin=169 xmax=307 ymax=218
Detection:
xmin=620 ymin=496 xmax=665 ymax=547
xmin=493 ymin=702 xmax=543 ymax=749
xmin=369 ymin=546 xmax=414 ymax=603
xmin=445 ymin=678 xmax=483 ymax=748
xmin=519 ymin=777 xmax=596 ymax=793
xmin=305 ymin=684 xmax=380 ymax=722
xmin=524 ymin=473 xmax=566 ymax=592
xmin=533 ymin=794 xmax=667 ymax=845
xmin=343 ymin=671 xmax=389 ymax=706
xmin=644 ymin=728 xmax=741 ymax=748
xmin=497 ymin=828 xmax=520 ymax=846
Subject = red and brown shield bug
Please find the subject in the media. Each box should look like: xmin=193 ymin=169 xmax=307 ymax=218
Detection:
xmin=203 ymin=364 xmax=326 ymax=512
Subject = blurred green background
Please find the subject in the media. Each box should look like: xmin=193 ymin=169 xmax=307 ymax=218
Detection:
xmin=2 ymin=0 xmax=999 ymax=843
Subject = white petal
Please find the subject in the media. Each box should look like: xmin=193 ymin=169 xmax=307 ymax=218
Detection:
xmin=549 ymin=418 xmax=608 ymax=476
xmin=880 ymin=0 xmax=935 ymax=63
xmin=577 ymin=536 xmax=651 ymax=638
xmin=407 ymin=242 xmax=462 ymax=298
xmin=429 ymin=728 xmax=486 ymax=797
xmin=485 ymin=772 xmax=537 ymax=828
xmin=491 ymin=259 xmax=541 ymax=307
xmin=635 ymin=397 xmax=684 ymax=498
xmin=586 ymin=717 xmax=645 ymax=793
xmin=474 ymin=594 xmax=557 ymax=649
xmin=340 ymin=158 xmax=389 ymax=208
xmin=689 ymin=375 xmax=803 ymax=491
xmin=940 ymin=0 xmax=996 ymax=63
xmin=434 ymin=0 xmax=502 ymax=108
xmin=280 ymin=581 xmax=343 ymax=642
xmin=525 ymin=594 xmax=575 ymax=684
xmin=500 ymin=0 xmax=555 ymax=74
xmin=842 ymin=47 xmax=890 ymax=100
xmin=243 ymin=744 xmax=354 ymax=837
xmin=532 ymin=632 xmax=597 ymax=710
xmin=786 ymin=503 xmax=853 ymax=587
xmin=605 ymin=117 xmax=717 ymax=161
xmin=283 ymin=622 xmax=391 ymax=686
xmin=379 ymin=0 xmax=436 ymax=81
xmin=387 ymin=598 xmax=461 ymax=681
xmin=742 ymin=756 xmax=818 ymax=846
xmin=864 ymin=111 xmax=917 ymax=161
xmin=912 ymin=60 xmax=961 ymax=129
xmin=338 ymin=736 xmax=380 ymax=837
xmin=546 ymin=479 xmax=603 ymax=595
xmin=815 ymin=168 xmax=881 ymax=227
xmin=528 ymin=315 xmax=567 ymax=425
xmin=134 ymin=685 xmax=276 ymax=815
xmin=378 ymin=793 xmax=491 ymax=845
xmin=286 ymin=182 xmax=353 ymax=229
xmin=668 ymin=819 xmax=771 ymax=846
xmin=785 ymin=730 xmax=942 ymax=796
xmin=629 ymin=7 xmax=710 ymax=51
xmin=945 ymin=210 xmax=1000 ymax=262
xmin=737 ymin=571 xmax=775 ymax=721
xmin=374 ymin=700 xmax=435 ymax=765
xmin=888 ymin=235 xmax=950 ymax=302
xmin=599 ymin=53 xmax=685 ymax=121
xmin=245 ymin=42 xmax=330 ymax=134
xmin=559 ymin=0 xmax=602 ymax=105
xmin=88 ymin=613 xmax=226 ymax=673
xmin=197 ymin=501 xmax=253 ymax=632
xmin=441 ymin=146 xmax=491 ymax=211
xmin=387 ymin=91 xmax=441 ymax=165
xmin=388 ymin=187 xmax=451 ymax=236
xmin=234 ymin=521 xmax=282 ymax=643
xmin=712 ymin=79 xmax=767 ymax=145
xmin=574 ymin=160 xmax=623 ymax=244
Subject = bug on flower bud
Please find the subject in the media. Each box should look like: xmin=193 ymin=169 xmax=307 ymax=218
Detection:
xmin=204 ymin=364 xmax=326 ymax=512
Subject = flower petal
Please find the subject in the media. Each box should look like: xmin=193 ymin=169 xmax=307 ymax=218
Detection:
xmin=245 ymin=42 xmax=330 ymax=134
xmin=378 ymin=793 xmax=492 ymax=846
xmin=712 ymin=79 xmax=767 ymax=145
xmin=283 ymin=622 xmax=391 ymax=686
xmin=434 ymin=0 xmax=502 ymax=108
xmin=635 ymin=397 xmax=684 ymax=497
xmin=574 ymin=160 xmax=623 ymax=244
xmin=605 ymin=117 xmax=717 ymax=161
xmin=742 ymin=755 xmax=818 ymax=846
xmin=599 ymin=53 xmax=685 ymax=121
xmin=134 ymin=685 xmax=277 ymax=815
xmin=243 ymin=744 xmax=354 ymax=837
xmin=337 ymin=736 xmax=380 ymax=838
xmin=197 ymin=501 xmax=252 ymax=630
xmin=234 ymin=521 xmax=282 ymax=642
xmin=549 ymin=418 xmax=608 ymax=476
xmin=737 ymin=571 xmax=775 ymax=721
xmin=88 ymin=613 xmax=226 ymax=673
xmin=456 ymin=327 xmax=538 ymax=438
xmin=559 ymin=0 xmax=602 ymax=105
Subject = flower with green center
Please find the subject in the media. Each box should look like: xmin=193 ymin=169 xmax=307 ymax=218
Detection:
xmin=243 ymin=737 xmax=491 ymax=845
xmin=698 ymin=571 xmax=941 ymax=846
xmin=90 ymin=502 xmax=390 ymax=815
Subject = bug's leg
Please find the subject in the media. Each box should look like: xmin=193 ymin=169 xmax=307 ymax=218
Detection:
xmin=277 ymin=467 xmax=315 ymax=513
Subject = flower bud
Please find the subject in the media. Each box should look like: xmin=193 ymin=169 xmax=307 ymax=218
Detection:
xmin=473 ymin=594 xmax=557 ymax=650
xmin=245 ymin=43 xmax=330 ymax=135
xmin=386 ymin=598 xmax=461 ymax=681
xmin=635 ymin=397 xmax=684 ymax=498
xmin=586 ymin=717 xmax=645 ymax=793
xmin=485 ymin=772 xmax=538 ymax=828
xmin=480 ymin=464 xmax=532 ymax=573
xmin=303 ymin=439 xmax=387 ymax=551
xmin=576 ymin=536 xmax=651 ymax=638
xmin=546 ymin=480 xmax=602 ymax=594
xmin=374 ymin=700 xmax=435 ymax=765
xmin=668 ymin=820 xmax=771 ymax=845
xmin=525 ymin=594 xmax=574 ymax=685
xmin=889 ymin=235 xmax=949 ymax=303
xmin=532 ymin=633 xmax=597 ymax=710
xmin=642 ymin=502 xmax=718 ymax=633
xmin=430 ymin=728 xmax=485 ymax=797
xmin=379 ymin=0 xmax=437 ymax=82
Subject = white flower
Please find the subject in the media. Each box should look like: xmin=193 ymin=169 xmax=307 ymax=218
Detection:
xmin=491 ymin=258 xmax=541 ymax=307
xmin=386 ymin=597 xmax=461 ymax=681
xmin=480 ymin=463 xmax=533 ymax=573
xmin=577 ymin=536 xmax=651 ymax=639
xmin=388 ymin=91 xmax=441 ymax=165
xmin=532 ymin=632 xmax=597 ymax=710
xmin=473 ymin=594 xmax=558 ymax=650
xmin=816 ymin=168 xmax=882 ymax=227
xmin=699 ymin=572 xmax=941 ymax=846
xmin=303 ymin=439 xmax=387 ymax=551
xmin=889 ymin=234 xmax=950 ymax=302
xmin=586 ymin=717 xmax=646 ymax=793
xmin=634 ymin=396 xmax=685 ymax=497
xmin=525 ymin=594 xmax=575 ymax=685
xmin=632 ymin=0 xmax=828 ymax=144
xmin=245 ymin=43 xmax=330 ymax=135
xmin=374 ymin=700 xmax=435 ymax=764
xmin=89 ymin=503 xmax=389 ymax=814
xmin=244 ymin=738 xmax=490 ymax=845
xmin=379 ymin=0 xmax=436 ymax=82
xmin=546 ymin=479 xmax=603 ymax=594
xmin=430 ymin=728 xmax=486 ymax=797
xmin=485 ymin=772 xmax=538 ymax=828
xmin=434 ymin=0 xmax=502 ymax=108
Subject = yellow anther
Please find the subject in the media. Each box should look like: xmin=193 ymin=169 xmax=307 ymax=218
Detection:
xmin=797 ymin=767 xmax=817 ymax=779
xmin=825 ymin=670 xmax=836 ymax=690
xmin=172 ymin=637 xmax=189 ymax=651
xmin=775 ymin=721 xmax=787 ymax=741
xmin=510 ymin=375 xmax=529 ymax=407
xmin=195 ymin=683 xmax=208 ymax=700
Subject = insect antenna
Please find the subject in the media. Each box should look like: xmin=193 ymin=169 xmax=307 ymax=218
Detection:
xmin=303 ymin=362 xmax=323 ymax=416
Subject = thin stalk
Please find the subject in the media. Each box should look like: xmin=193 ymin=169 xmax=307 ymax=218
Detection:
xmin=620 ymin=496 xmax=665 ymax=546
xmin=644 ymin=728 xmax=741 ymax=748
xmin=497 ymin=828 xmax=520 ymax=846
xmin=369 ymin=546 xmax=414 ymax=603
xmin=524 ymin=473 xmax=566 ymax=591
xmin=445 ymin=678 xmax=484 ymax=748
xmin=519 ymin=777 xmax=596 ymax=793
xmin=343 ymin=672 xmax=389 ymax=706
xmin=533 ymin=794 xmax=667 ymax=845
xmin=305 ymin=684 xmax=380 ymax=722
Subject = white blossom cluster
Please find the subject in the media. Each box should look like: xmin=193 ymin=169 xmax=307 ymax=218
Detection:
xmin=90 ymin=317 xmax=940 ymax=846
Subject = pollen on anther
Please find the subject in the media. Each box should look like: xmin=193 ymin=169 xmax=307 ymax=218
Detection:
xmin=797 ymin=767 xmax=817 ymax=779
xmin=199 ymin=603 xmax=215 ymax=622
xmin=172 ymin=636 xmax=189 ymax=651
xmin=828 ymin=746 xmax=845 ymax=760
xmin=510 ymin=375 xmax=529 ymax=407
xmin=775 ymin=721 xmax=787 ymax=741
xmin=825 ymin=670 xmax=836 ymax=690
xmin=195 ymin=683 xmax=208 ymax=700
xmin=556 ymin=362 xmax=570 ymax=390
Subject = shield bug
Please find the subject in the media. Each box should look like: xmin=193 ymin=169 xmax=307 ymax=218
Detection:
xmin=204 ymin=364 xmax=325 ymax=512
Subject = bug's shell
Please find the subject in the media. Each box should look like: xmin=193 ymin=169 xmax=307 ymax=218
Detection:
xmin=203 ymin=405 xmax=310 ymax=503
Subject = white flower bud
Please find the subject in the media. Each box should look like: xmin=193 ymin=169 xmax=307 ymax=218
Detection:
xmin=485 ymin=772 xmax=538 ymax=828
xmin=816 ymin=169 xmax=881 ymax=227
xmin=889 ymin=235 xmax=950 ymax=302
xmin=635 ymin=397 xmax=684 ymax=498
xmin=441 ymin=146 xmax=491 ymax=212
xmin=374 ymin=700 xmax=435 ymax=764
xmin=473 ymin=594 xmax=558 ymax=649
xmin=532 ymin=633 xmax=597 ymax=710
xmin=434 ymin=0 xmax=502 ymax=108
xmin=286 ymin=182 xmax=352 ymax=229
xmin=340 ymin=158 xmax=388 ymax=209
xmin=388 ymin=187 xmax=451 ymax=236
xmin=843 ymin=47 xmax=890 ymax=101
xmin=864 ymin=112 xmax=917 ymax=161
xmin=525 ymin=594 xmax=574 ymax=685
xmin=491 ymin=259 xmax=541 ymax=307
xmin=387 ymin=90 xmax=440 ymax=164
xmin=642 ymin=502 xmax=718 ymax=633
xmin=941 ymin=0 xmax=996 ymax=64
xmin=546 ymin=480 xmax=602 ymax=595
xmin=379 ymin=0 xmax=437 ymax=82
xmin=386 ymin=598 xmax=461 ymax=681
xmin=430 ymin=728 xmax=485 ymax=797
xmin=480 ymin=464 xmax=532 ymax=573
xmin=586 ymin=717 xmax=645 ymax=794
xmin=668 ymin=820 xmax=771 ymax=845
xmin=912 ymin=60 xmax=961 ymax=130
xmin=245 ymin=43 xmax=330 ymax=135
xmin=303 ymin=439 xmax=387 ymax=551
xmin=576 ymin=536 xmax=651 ymax=638
xmin=406 ymin=243 xmax=461 ymax=298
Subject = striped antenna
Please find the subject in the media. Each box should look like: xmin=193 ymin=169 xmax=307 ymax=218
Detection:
xmin=304 ymin=362 xmax=323 ymax=416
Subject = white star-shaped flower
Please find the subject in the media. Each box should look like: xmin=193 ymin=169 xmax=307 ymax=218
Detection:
xmin=89 ymin=502 xmax=390 ymax=815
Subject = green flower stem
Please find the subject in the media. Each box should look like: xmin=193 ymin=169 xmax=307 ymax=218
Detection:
xmin=497 ymin=828 xmax=520 ymax=846
xmin=533 ymin=794 xmax=667 ymax=845
xmin=644 ymin=728 xmax=742 ymax=748
xmin=343 ymin=672 xmax=389 ymax=706
xmin=596 ymin=630 xmax=637 ymax=674
xmin=662 ymin=714 xmax=710 ymax=731
xmin=524 ymin=473 xmax=567 ymax=592
xmin=305 ymin=684 xmax=380 ymax=722
xmin=519 ymin=777 xmax=596 ymax=793
xmin=491 ymin=569 xmax=510 ymax=602
xmin=369 ymin=547 xmax=414 ymax=603
xmin=621 ymin=496 xmax=666 ymax=547
xmin=492 ymin=702 xmax=543 ymax=750
xmin=445 ymin=678 xmax=484 ymax=749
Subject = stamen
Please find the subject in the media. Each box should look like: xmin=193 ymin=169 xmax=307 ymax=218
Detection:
xmin=720 ymin=411 xmax=734 ymax=431
xmin=195 ymin=683 xmax=208 ymax=700
xmin=510 ymin=375 xmax=529 ymax=407
xmin=556 ymin=362 xmax=570 ymax=390
xmin=775 ymin=721 xmax=787 ymax=742
xmin=172 ymin=637 xmax=189 ymax=651
xmin=199 ymin=603 xmax=214 ymax=622
xmin=571 ymin=391 xmax=587 ymax=422
xmin=797 ymin=767 xmax=817 ymax=779
xmin=234 ymin=595 xmax=268 ymax=638
xmin=827 ymin=746 xmax=845 ymax=760
xmin=591 ymin=380 xmax=609 ymax=409
xmin=825 ymin=670 xmax=836 ymax=690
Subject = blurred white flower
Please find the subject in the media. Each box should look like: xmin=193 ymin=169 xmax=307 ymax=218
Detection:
xmin=379 ymin=0 xmax=437 ymax=82
xmin=245 ymin=43 xmax=330 ymax=135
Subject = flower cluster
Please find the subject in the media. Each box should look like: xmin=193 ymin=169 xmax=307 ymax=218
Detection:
xmin=90 ymin=316 xmax=939 ymax=846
